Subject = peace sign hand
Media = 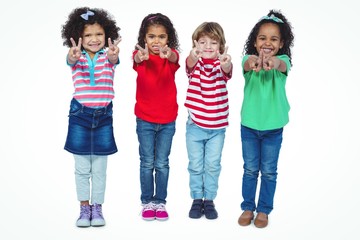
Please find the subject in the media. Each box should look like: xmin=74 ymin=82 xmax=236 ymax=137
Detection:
xmin=68 ymin=37 xmax=82 ymax=64
xmin=160 ymin=45 xmax=172 ymax=59
xmin=107 ymin=37 xmax=122 ymax=64
xmin=135 ymin=44 xmax=149 ymax=62
xmin=190 ymin=40 xmax=203 ymax=61
xmin=219 ymin=46 xmax=232 ymax=72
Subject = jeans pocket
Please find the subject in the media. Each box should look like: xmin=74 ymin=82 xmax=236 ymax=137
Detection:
xmin=69 ymin=101 xmax=82 ymax=116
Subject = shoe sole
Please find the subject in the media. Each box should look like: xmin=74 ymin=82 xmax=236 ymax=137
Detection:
xmin=91 ymin=220 xmax=106 ymax=227
xmin=76 ymin=220 xmax=91 ymax=227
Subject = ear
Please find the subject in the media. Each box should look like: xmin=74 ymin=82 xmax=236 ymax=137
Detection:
xmin=279 ymin=40 xmax=284 ymax=49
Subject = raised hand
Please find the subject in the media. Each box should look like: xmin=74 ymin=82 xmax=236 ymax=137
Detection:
xmin=107 ymin=37 xmax=122 ymax=64
xmin=262 ymin=55 xmax=281 ymax=71
xmin=159 ymin=45 xmax=172 ymax=59
xmin=219 ymin=46 xmax=232 ymax=72
xmin=68 ymin=37 xmax=82 ymax=64
xmin=191 ymin=40 xmax=203 ymax=60
xmin=135 ymin=43 xmax=149 ymax=62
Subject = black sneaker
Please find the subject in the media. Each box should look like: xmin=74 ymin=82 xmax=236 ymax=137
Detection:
xmin=189 ymin=199 xmax=204 ymax=219
xmin=203 ymin=200 xmax=218 ymax=219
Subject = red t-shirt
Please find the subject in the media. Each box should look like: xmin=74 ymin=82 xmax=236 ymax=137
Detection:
xmin=133 ymin=50 xmax=180 ymax=124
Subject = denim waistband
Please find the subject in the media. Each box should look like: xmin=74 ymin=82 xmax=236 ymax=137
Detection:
xmin=71 ymin=98 xmax=112 ymax=116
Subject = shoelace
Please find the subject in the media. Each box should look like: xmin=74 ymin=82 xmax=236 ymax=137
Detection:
xmin=92 ymin=204 xmax=103 ymax=218
xmin=139 ymin=202 xmax=156 ymax=215
xmin=156 ymin=203 xmax=166 ymax=212
xmin=79 ymin=205 xmax=91 ymax=218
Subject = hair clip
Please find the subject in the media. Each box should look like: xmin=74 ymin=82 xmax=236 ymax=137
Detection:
xmin=147 ymin=16 xmax=158 ymax=21
xmin=259 ymin=14 xmax=284 ymax=23
xmin=81 ymin=10 xmax=95 ymax=21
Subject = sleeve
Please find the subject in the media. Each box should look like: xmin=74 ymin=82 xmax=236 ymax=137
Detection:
xmin=277 ymin=55 xmax=291 ymax=75
xmin=132 ymin=50 xmax=139 ymax=71
xmin=241 ymin=55 xmax=250 ymax=75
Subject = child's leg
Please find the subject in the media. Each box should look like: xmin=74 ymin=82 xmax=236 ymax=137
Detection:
xmin=240 ymin=125 xmax=261 ymax=212
xmin=153 ymin=121 xmax=175 ymax=204
xmin=136 ymin=118 xmax=157 ymax=204
xmin=74 ymin=154 xmax=91 ymax=203
xmin=257 ymin=128 xmax=283 ymax=215
xmin=90 ymin=155 xmax=108 ymax=205
xmin=74 ymin=154 xmax=92 ymax=227
xmin=186 ymin=120 xmax=206 ymax=200
xmin=203 ymin=128 xmax=225 ymax=200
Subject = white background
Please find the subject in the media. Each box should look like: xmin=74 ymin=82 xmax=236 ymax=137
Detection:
xmin=1 ymin=0 xmax=359 ymax=239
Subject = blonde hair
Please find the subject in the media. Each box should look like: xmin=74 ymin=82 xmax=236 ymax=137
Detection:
xmin=191 ymin=22 xmax=226 ymax=54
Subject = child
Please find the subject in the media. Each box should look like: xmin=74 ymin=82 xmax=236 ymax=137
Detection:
xmin=185 ymin=22 xmax=232 ymax=220
xmin=61 ymin=7 xmax=121 ymax=227
xmin=237 ymin=9 xmax=294 ymax=228
xmin=132 ymin=13 xmax=180 ymax=221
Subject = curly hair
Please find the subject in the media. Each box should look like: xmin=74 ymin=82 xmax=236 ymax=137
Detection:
xmin=243 ymin=9 xmax=294 ymax=66
xmin=61 ymin=7 xmax=120 ymax=49
xmin=135 ymin=13 xmax=180 ymax=52
xmin=191 ymin=22 xmax=227 ymax=54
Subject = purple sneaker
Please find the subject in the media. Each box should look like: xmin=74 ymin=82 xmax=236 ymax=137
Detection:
xmin=76 ymin=205 xmax=91 ymax=227
xmin=91 ymin=204 xmax=106 ymax=227
xmin=141 ymin=202 xmax=156 ymax=221
xmin=155 ymin=203 xmax=169 ymax=221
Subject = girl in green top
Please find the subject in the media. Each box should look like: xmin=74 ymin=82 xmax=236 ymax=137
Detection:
xmin=237 ymin=9 xmax=294 ymax=228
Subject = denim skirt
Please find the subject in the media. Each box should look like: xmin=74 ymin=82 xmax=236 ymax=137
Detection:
xmin=64 ymin=98 xmax=118 ymax=155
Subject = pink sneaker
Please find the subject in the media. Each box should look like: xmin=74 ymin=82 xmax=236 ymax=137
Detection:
xmin=142 ymin=202 xmax=156 ymax=221
xmin=155 ymin=203 xmax=169 ymax=221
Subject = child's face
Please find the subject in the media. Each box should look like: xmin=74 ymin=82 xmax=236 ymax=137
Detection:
xmin=82 ymin=23 xmax=106 ymax=58
xmin=255 ymin=23 xmax=284 ymax=57
xmin=144 ymin=24 xmax=168 ymax=55
xmin=197 ymin=35 xmax=220 ymax=60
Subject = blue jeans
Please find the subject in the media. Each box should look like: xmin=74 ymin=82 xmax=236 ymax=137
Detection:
xmin=186 ymin=117 xmax=226 ymax=200
xmin=240 ymin=125 xmax=283 ymax=215
xmin=136 ymin=118 xmax=176 ymax=204
xmin=74 ymin=154 xmax=108 ymax=204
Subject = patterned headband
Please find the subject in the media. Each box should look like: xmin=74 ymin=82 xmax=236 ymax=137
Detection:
xmin=259 ymin=14 xmax=284 ymax=23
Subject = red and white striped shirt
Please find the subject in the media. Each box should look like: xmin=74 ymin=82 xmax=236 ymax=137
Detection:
xmin=184 ymin=57 xmax=232 ymax=129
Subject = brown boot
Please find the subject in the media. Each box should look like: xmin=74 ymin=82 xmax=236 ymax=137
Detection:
xmin=238 ymin=210 xmax=254 ymax=226
xmin=254 ymin=212 xmax=268 ymax=228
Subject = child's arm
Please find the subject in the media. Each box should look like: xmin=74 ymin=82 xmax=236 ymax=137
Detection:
xmin=186 ymin=40 xmax=202 ymax=70
xmin=107 ymin=37 xmax=122 ymax=64
xmin=67 ymin=38 xmax=82 ymax=65
xmin=134 ymin=44 xmax=149 ymax=63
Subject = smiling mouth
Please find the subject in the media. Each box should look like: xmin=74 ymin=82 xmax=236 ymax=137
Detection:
xmin=262 ymin=48 xmax=273 ymax=54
